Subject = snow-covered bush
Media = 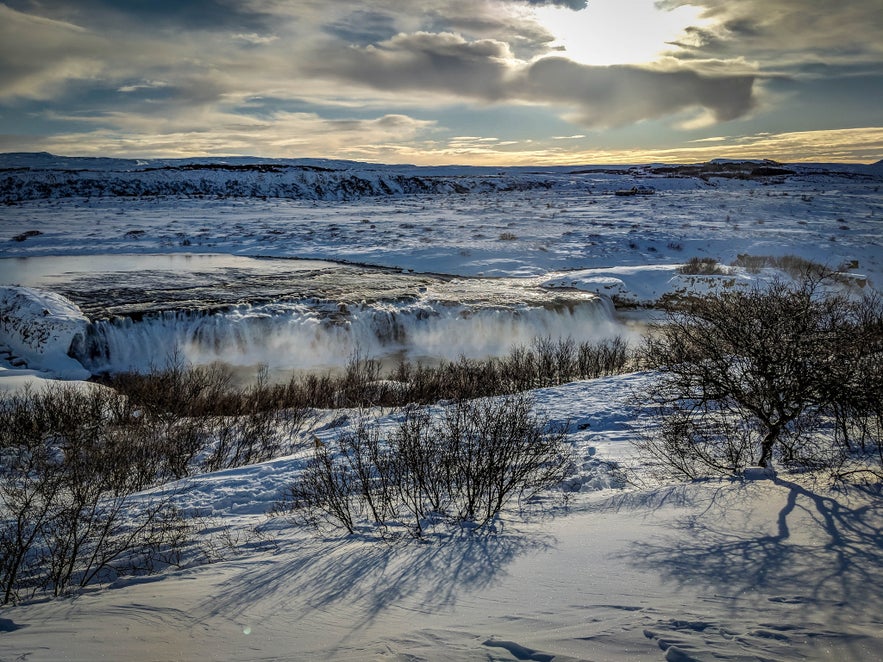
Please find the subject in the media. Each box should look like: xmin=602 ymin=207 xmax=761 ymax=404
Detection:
xmin=637 ymin=278 xmax=883 ymax=479
xmin=279 ymin=394 xmax=573 ymax=537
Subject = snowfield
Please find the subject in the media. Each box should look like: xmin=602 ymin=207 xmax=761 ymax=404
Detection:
xmin=1 ymin=154 xmax=882 ymax=661
xmin=4 ymin=465 xmax=881 ymax=661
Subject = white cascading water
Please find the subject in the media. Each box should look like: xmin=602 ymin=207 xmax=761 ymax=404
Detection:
xmin=72 ymin=298 xmax=621 ymax=374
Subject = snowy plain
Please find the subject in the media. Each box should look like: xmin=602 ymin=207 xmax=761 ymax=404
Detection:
xmin=1 ymin=156 xmax=882 ymax=661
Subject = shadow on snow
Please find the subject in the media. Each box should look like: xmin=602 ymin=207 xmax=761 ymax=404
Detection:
xmin=196 ymin=526 xmax=552 ymax=633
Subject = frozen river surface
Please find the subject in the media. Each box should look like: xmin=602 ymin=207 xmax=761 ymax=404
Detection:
xmin=0 ymin=253 xmax=619 ymax=375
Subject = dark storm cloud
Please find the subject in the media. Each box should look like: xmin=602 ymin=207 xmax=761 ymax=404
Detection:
xmin=308 ymin=32 xmax=514 ymax=100
xmin=319 ymin=1 xmax=557 ymax=58
xmin=323 ymin=9 xmax=399 ymax=46
xmin=720 ymin=18 xmax=762 ymax=39
xmin=420 ymin=10 xmax=555 ymax=57
xmin=520 ymin=0 xmax=588 ymax=9
xmin=3 ymin=0 xmax=277 ymax=32
xmin=332 ymin=1 xmax=559 ymax=59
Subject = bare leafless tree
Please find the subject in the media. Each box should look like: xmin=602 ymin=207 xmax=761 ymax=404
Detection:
xmin=638 ymin=278 xmax=883 ymax=479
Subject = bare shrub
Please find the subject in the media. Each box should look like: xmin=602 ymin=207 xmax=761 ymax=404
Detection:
xmin=0 ymin=384 xmax=188 ymax=605
xmin=278 ymin=394 xmax=572 ymax=537
xmin=334 ymin=351 xmax=384 ymax=407
xmin=442 ymin=396 xmax=572 ymax=527
xmin=731 ymin=253 xmax=830 ymax=279
xmin=105 ymin=337 xmax=633 ymax=416
xmin=107 ymin=362 xmax=313 ymax=475
xmin=107 ymin=358 xmax=235 ymax=419
xmin=284 ymin=440 xmax=360 ymax=534
xmin=677 ymin=256 xmax=727 ymax=275
xmin=576 ymin=337 xmax=630 ymax=380
xmin=731 ymin=253 xmax=767 ymax=273
xmin=201 ymin=366 xmax=307 ymax=471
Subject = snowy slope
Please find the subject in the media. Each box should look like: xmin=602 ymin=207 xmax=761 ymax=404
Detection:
xmin=3 ymin=432 xmax=880 ymax=661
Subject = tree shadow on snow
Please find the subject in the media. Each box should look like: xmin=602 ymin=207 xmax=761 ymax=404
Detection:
xmin=197 ymin=526 xmax=551 ymax=631
xmin=627 ymin=477 xmax=883 ymax=611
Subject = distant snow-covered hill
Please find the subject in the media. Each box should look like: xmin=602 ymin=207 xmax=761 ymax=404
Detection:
xmin=0 ymin=158 xmax=561 ymax=202
xmin=1 ymin=153 xmax=879 ymax=203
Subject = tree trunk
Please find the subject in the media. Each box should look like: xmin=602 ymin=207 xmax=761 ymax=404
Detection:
xmin=758 ymin=427 xmax=779 ymax=468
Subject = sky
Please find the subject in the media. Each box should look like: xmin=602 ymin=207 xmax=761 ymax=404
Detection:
xmin=0 ymin=0 xmax=881 ymax=165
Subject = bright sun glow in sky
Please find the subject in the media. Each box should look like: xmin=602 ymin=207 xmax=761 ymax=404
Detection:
xmin=534 ymin=0 xmax=708 ymax=66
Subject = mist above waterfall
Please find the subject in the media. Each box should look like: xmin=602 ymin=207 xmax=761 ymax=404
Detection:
xmin=73 ymin=297 xmax=623 ymax=375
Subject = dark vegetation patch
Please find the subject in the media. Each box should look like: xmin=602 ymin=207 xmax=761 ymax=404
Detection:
xmin=0 ymin=383 xmax=190 ymax=605
xmin=647 ymin=161 xmax=795 ymax=181
xmin=141 ymin=163 xmax=336 ymax=173
xmin=103 ymin=336 xmax=633 ymax=413
xmin=10 ymin=230 xmax=42 ymax=242
xmin=732 ymin=253 xmax=830 ymax=278
xmin=677 ymin=256 xmax=728 ymax=275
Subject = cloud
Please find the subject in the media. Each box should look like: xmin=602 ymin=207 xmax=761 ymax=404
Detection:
xmin=0 ymin=4 xmax=105 ymax=100
xmin=419 ymin=1 xmax=557 ymax=56
xmin=0 ymin=0 xmax=757 ymax=131
xmin=522 ymin=57 xmax=755 ymax=126
xmin=234 ymin=33 xmax=279 ymax=46
xmin=323 ymin=9 xmax=399 ymax=46
xmin=591 ymin=127 xmax=883 ymax=165
xmin=425 ymin=126 xmax=883 ymax=165
xmin=117 ymin=80 xmax=170 ymax=94
xmin=2 ymin=0 xmax=279 ymax=33
xmin=5 ymin=106 xmax=879 ymax=166
xmin=688 ymin=135 xmax=728 ymax=143
xmin=0 ymin=110 xmax=437 ymax=159
xmin=659 ymin=0 xmax=883 ymax=71
xmin=520 ymin=0 xmax=588 ymax=9
xmin=310 ymin=34 xmax=756 ymax=128
xmin=308 ymin=32 xmax=516 ymax=101
xmin=0 ymin=0 xmax=875 ymax=165
xmin=295 ymin=1 xmax=561 ymax=59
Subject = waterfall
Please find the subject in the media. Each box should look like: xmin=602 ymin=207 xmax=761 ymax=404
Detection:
xmin=71 ymin=298 xmax=621 ymax=374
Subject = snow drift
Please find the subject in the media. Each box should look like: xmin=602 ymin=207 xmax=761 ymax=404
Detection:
xmin=0 ymin=286 xmax=90 ymax=379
